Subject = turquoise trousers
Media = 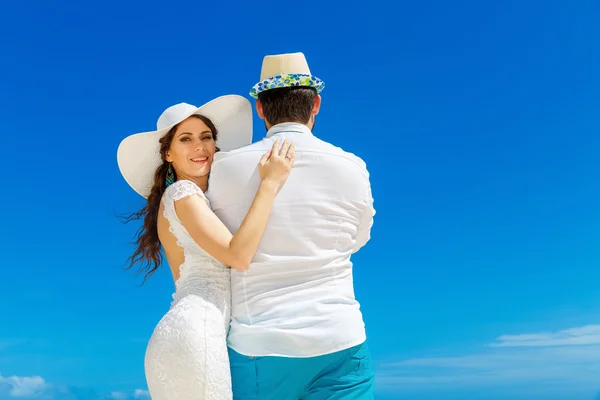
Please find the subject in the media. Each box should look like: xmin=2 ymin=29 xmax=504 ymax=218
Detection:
xmin=228 ymin=341 xmax=374 ymax=399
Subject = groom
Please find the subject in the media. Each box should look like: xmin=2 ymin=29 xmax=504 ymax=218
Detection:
xmin=208 ymin=52 xmax=375 ymax=399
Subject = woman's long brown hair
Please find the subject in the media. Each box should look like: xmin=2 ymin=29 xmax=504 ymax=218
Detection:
xmin=120 ymin=114 xmax=218 ymax=283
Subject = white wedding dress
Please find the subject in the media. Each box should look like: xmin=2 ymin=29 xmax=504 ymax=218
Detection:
xmin=144 ymin=180 xmax=233 ymax=400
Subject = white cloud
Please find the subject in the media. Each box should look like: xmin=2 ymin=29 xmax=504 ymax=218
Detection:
xmin=107 ymin=390 xmax=149 ymax=400
xmin=0 ymin=374 xmax=48 ymax=397
xmin=489 ymin=324 xmax=600 ymax=347
xmin=133 ymin=389 xmax=150 ymax=399
xmin=0 ymin=373 xmax=149 ymax=400
xmin=376 ymin=325 xmax=600 ymax=398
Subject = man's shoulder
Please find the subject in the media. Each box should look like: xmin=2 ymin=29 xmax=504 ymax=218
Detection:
xmin=309 ymin=135 xmax=368 ymax=171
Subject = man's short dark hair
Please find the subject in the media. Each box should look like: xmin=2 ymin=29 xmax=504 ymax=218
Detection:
xmin=257 ymin=87 xmax=317 ymax=126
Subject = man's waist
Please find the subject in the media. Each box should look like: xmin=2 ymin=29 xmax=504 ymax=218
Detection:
xmin=227 ymin=311 xmax=366 ymax=357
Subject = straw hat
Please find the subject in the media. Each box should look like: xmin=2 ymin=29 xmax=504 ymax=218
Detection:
xmin=249 ymin=52 xmax=325 ymax=99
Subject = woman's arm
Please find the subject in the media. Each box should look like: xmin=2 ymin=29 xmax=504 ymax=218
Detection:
xmin=175 ymin=139 xmax=295 ymax=270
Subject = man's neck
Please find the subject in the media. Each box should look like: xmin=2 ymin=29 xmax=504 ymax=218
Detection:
xmin=266 ymin=120 xmax=311 ymax=130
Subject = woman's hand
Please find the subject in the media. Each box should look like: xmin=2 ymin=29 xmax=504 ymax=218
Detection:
xmin=258 ymin=139 xmax=295 ymax=189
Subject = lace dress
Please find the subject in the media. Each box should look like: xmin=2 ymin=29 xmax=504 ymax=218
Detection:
xmin=144 ymin=180 xmax=232 ymax=400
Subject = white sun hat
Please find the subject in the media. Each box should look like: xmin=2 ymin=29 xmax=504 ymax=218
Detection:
xmin=117 ymin=94 xmax=253 ymax=198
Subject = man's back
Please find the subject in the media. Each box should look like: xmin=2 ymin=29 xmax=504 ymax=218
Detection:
xmin=207 ymin=123 xmax=375 ymax=357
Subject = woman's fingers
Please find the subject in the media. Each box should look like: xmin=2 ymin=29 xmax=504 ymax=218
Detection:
xmin=285 ymin=143 xmax=295 ymax=162
xmin=278 ymin=140 xmax=291 ymax=158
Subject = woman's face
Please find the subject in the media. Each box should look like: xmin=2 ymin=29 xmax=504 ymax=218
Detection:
xmin=165 ymin=116 xmax=217 ymax=182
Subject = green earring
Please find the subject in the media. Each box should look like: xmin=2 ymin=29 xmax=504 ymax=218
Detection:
xmin=165 ymin=164 xmax=175 ymax=187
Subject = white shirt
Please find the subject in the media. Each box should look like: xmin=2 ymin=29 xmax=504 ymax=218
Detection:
xmin=207 ymin=122 xmax=375 ymax=357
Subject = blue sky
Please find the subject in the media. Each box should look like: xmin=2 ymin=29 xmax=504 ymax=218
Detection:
xmin=1 ymin=0 xmax=600 ymax=399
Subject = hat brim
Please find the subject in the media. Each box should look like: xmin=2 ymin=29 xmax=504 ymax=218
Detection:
xmin=117 ymin=94 xmax=253 ymax=198
xmin=249 ymin=73 xmax=325 ymax=99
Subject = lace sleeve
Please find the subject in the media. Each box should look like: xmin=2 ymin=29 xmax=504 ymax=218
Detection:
xmin=161 ymin=180 xmax=209 ymax=234
xmin=165 ymin=180 xmax=207 ymax=202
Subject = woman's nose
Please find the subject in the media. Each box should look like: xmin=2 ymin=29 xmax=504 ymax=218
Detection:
xmin=194 ymin=140 xmax=205 ymax=151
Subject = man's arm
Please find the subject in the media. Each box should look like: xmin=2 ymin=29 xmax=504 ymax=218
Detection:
xmin=353 ymin=169 xmax=375 ymax=254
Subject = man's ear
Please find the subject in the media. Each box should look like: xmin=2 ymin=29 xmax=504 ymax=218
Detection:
xmin=312 ymin=94 xmax=322 ymax=116
xmin=256 ymin=100 xmax=265 ymax=120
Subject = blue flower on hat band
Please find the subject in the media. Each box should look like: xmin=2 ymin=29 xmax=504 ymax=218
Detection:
xmin=250 ymin=73 xmax=325 ymax=99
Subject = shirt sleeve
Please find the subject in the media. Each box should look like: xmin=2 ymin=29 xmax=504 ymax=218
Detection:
xmin=353 ymin=166 xmax=375 ymax=254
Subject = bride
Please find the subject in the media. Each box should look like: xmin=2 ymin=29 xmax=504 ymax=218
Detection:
xmin=117 ymin=95 xmax=295 ymax=399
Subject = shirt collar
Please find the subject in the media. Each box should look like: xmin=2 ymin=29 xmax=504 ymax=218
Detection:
xmin=266 ymin=122 xmax=313 ymax=138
